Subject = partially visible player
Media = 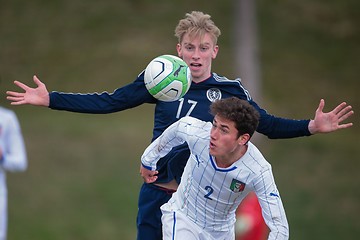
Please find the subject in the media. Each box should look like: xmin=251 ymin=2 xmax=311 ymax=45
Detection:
xmin=6 ymin=11 xmax=353 ymax=240
xmin=0 ymin=106 xmax=27 ymax=240
xmin=235 ymin=192 xmax=268 ymax=240
xmin=141 ymin=97 xmax=289 ymax=240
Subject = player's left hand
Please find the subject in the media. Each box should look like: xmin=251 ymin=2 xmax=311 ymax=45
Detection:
xmin=140 ymin=164 xmax=158 ymax=183
xmin=308 ymin=99 xmax=354 ymax=134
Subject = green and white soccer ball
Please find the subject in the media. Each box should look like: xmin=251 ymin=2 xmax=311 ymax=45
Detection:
xmin=144 ymin=55 xmax=191 ymax=102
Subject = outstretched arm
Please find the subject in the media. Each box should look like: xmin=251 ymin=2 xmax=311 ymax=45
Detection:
xmin=308 ymin=99 xmax=354 ymax=134
xmin=6 ymin=75 xmax=50 ymax=107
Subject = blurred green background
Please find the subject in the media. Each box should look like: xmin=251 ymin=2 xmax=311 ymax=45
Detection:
xmin=0 ymin=0 xmax=359 ymax=239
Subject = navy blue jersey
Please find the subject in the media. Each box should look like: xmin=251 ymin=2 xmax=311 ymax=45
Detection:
xmin=49 ymin=71 xmax=310 ymax=183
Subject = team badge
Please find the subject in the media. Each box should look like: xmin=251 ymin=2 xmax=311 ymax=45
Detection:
xmin=206 ymin=88 xmax=222 ymax=102
xmin=230 ymin=179 xmax=246 ymax=193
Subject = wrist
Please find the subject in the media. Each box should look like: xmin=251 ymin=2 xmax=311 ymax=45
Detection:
xmin=308 ymin=120 xmax=317 ymax=134
xmin=141 ymin=162 xmax=152 ymax=171
xmin=43 ymin=93 xmax=50 ymax=107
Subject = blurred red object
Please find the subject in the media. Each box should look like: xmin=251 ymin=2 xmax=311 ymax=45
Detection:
xmin=235 ymin=192 xmax=269 ymax=240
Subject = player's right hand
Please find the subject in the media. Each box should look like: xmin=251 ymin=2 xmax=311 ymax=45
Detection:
xmin=140 ymin=164 xmax=158 ymax=183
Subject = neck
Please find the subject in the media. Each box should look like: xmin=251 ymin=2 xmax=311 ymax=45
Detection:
xmin=191 ymin=73 xmax=212 ymax=83
xmin=215 ymin=144 xmax=248 ymax=168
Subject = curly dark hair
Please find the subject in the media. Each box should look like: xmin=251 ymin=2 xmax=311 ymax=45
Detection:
xmin=210 ymin=97 xmax=260 ymax=138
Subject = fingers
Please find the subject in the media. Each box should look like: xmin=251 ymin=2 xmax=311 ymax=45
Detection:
xmin=33 ymin=75 xmax=43 ymax=86
xmin=319 ymin=99 xmax=354 ymax=121
xmin=6 ymin=90 xmax=26 ymax=105
xmin=144 ymin=176 xmax=158 ymax=183
xmin=338 ymin=108 xmax=354 ymax=123
xmin=144 ymin=170 xmax=158 ymax=183
xmin=337 ymin=105 xmax=353 ymax=117
xmin=316 ymin=99 xmax=325 ymax=113
xmin=13 ymin=80 xmax=30 ymax=91
xmin=339 ymin=122 xmax=353 ymax=129
xmin=332 ymin=103 xmax=353 ymax=126
xmin=8 ymin=75 xmax=41 ymax=92
xmin=10 ymin=100 xmax=27 ymax=105
xmin=139 ymin=167 xmax=158 ymax=183
xmin=333 ymin=102 xmax=354 ymax=129
xmin=6 ymin=94 xmax=27 ymax=105
xmin=332 ymin=101 xmax=352 ymax=115
xmin=145 ymin=175 xmax=158 ymax=183
xmin=6 ymin=91 xmax=24 ymax=98
xmin=6 ymin=95 xmax=23 ymax=101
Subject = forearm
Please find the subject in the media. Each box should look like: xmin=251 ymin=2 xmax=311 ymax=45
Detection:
xmin=249 ymin=100 xmax=312 ymax=139
xmin=257 ymin=116 xmax=311 ymax=139
xmin=141 ymin=121 xmax=184 ymax=170
xmin=49 ymin=91 xmax=124 ymax=113
xmin=49 ymin=81 xmax=154 ymax=113
xmin=255 ymin=171 xmax=289 ymax=239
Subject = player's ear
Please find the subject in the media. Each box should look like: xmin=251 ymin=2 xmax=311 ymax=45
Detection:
xmin=176 ymin=43 xmax=182 ymax=58
xmin=238 ymin=133 xmax=250 ymax=145
xmin=212 ymin=45 xmax=219 ymax=59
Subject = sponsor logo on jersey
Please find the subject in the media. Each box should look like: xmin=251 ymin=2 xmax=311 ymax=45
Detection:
xmin=206 ymin=88 xmax=222 ymax=102
xmin=230 ymin=179 xmax=246 ymax=193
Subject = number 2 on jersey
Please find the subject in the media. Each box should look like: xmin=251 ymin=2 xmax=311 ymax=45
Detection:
xmin=204 ymin=186 xmax=214 ymax=200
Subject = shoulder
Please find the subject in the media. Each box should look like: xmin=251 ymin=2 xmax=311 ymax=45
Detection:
xmin=179 ymin=116 xmax=211 ymax=128
xmin=179 ymin=116 xmax=202 ymax=124
xmin=177 ymin=116 xmax=211 ymax=136
xmin=179 ymin=116 xmax=211 ymax=125
xmin=209 ymin=73 xmax=252 ymax=101
xmin=212 ymin=73 xmax=243 ymax=86
xmin=242 ymin=142 xmax=272 ymax=173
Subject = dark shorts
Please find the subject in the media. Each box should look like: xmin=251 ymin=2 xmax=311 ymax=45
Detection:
xmin=136 ymin=182 xmax=175 ymax=240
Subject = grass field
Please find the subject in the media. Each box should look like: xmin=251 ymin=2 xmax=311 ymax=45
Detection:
xmin=1 ymin=0 xmax=359 ymax=239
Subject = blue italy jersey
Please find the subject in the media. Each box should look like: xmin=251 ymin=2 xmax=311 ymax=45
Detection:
xmin=49 ymin=71 xmax=311 ymax=184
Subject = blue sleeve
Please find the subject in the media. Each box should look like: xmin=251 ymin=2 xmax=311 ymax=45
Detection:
xmin=49 ymin=72 xmax=156 ymax=113
xmin=250 ymin=100 xmax=311 ymax=139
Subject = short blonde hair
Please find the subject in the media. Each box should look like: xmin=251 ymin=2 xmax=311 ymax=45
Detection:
xmin=174 ymin=11 xmax=221 ymax=45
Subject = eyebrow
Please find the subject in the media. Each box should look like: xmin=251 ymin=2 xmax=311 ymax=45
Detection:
xmin=213 ymin=119 xmax=230 ymax=130
xmin=183 ymin=42 xmax=212 ymax=47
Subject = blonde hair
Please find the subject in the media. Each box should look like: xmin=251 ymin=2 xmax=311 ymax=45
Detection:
xmin=174 ymin=11 xmax=221 ymax=44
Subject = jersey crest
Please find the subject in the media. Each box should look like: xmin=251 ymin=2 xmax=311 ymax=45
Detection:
xmin=206 ymin=88 xmax=222 ymax=102
xmin=230 ymin=179 xmax=246 ymax=193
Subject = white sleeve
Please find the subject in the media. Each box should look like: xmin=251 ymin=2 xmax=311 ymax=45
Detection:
xmin=253 ymin=167 xmax=289 ymax=240
xmin=1 ymin=111 xmax=27 ymax=172
xmin=141 ymin=116 xmax=198 ymax=171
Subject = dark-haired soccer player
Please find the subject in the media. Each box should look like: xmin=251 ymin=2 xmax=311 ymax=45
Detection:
xmin=6 ymin=11 xmax=353 ymax=240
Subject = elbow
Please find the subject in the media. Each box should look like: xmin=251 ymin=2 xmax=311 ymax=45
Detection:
xmin=277 ymin=224 xmax=290 ymax=240
xmin=269 ymin=222 xmax=289 ymax=240
xmin=283 ymin=227 xmax=290 ymax=240
xmin=17 ymin=157 xmax=28 ymax=171
xmin=7 ymin=159 xmax=28 ymax=172
xmin=17 ymin=161 xmax=28 ymax=172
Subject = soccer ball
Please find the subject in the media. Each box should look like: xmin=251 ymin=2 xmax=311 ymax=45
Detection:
xmin=144 ymin=54 xmax=191 ymax=102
